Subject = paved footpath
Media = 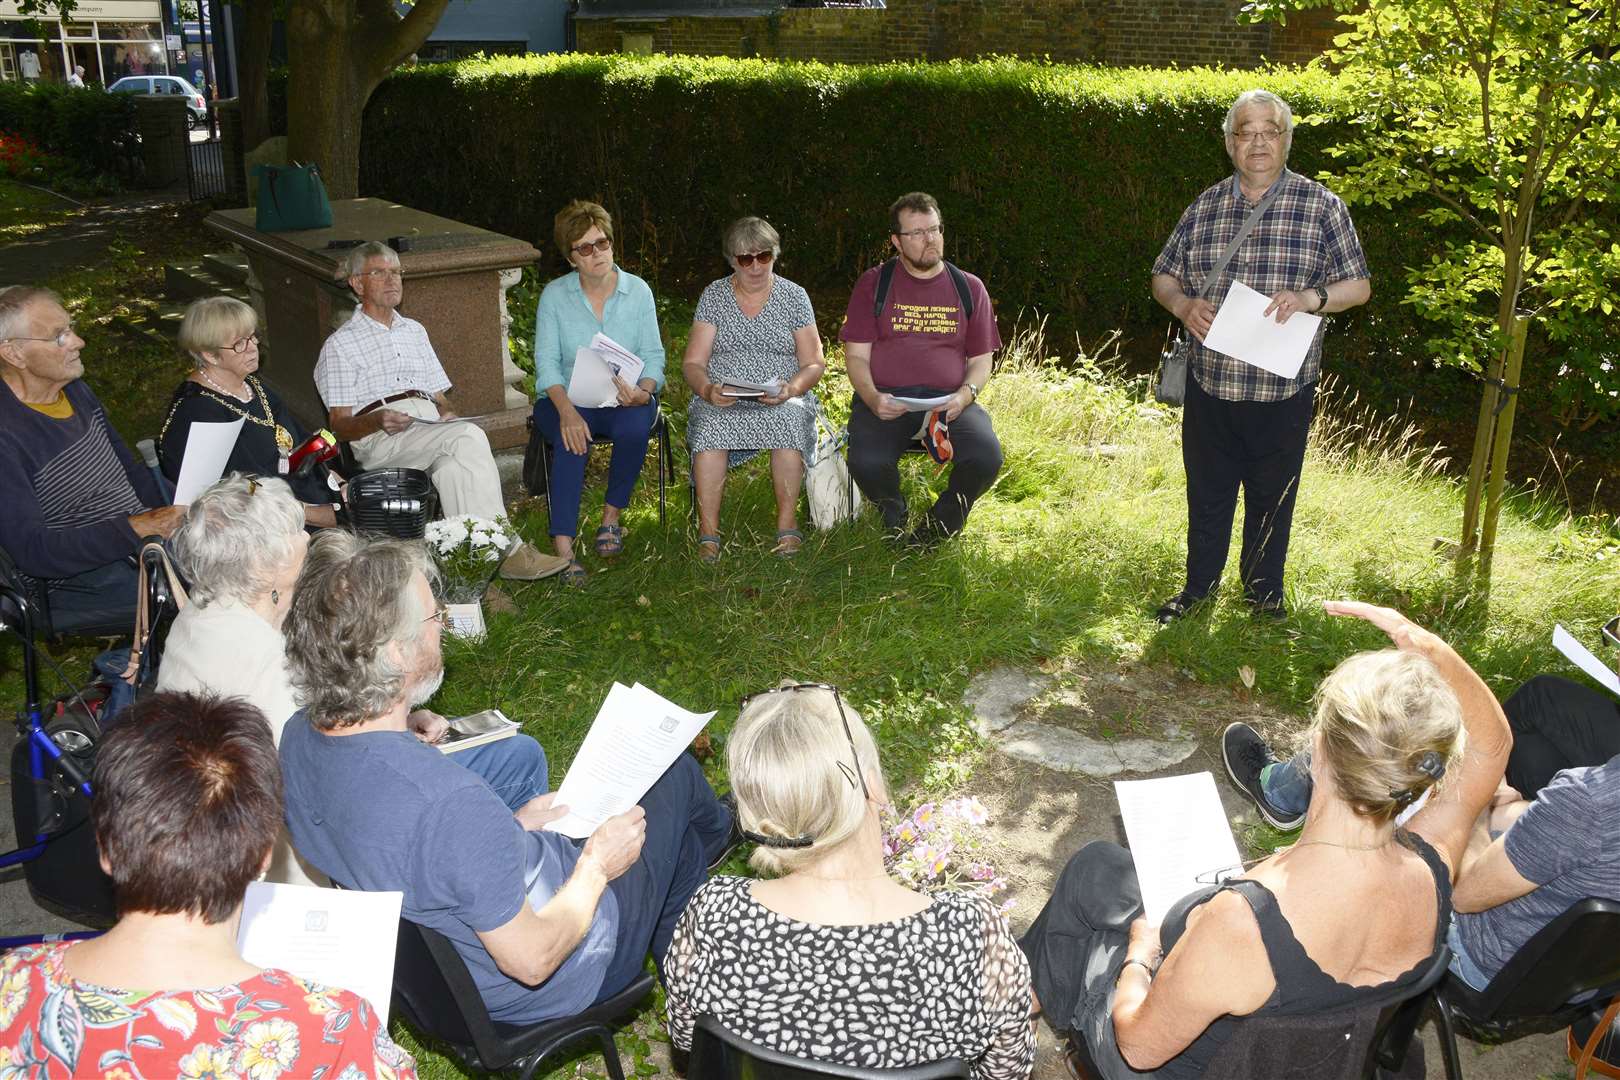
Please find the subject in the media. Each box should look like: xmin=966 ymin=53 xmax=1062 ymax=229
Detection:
xmin=0 ymin=187 xmax=184 ymax=287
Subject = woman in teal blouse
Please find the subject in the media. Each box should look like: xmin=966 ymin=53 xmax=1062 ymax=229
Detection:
xmin=532 ymin=200 xmax=666 ymax=584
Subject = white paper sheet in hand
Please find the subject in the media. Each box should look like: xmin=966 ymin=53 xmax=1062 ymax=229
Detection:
xmin=171 ymin=417 xmax=245 ymax=504
xmin=236 ymin=880 xmax=402 ymax=1024
xmin=567 ymin=348 xmax=622 ymax=408
xmin=1202 ymin=279 xmax=1323 ymax=381
xmin=1115 ymin=772 xmax=1244 ymax=925
xmin=545 ymin=682 xmax=717 ymax=839
xmin=1553 ymin=624 xmax=1620 ymax=697
xmin=892 ymin=393 xmax=955 ymax=412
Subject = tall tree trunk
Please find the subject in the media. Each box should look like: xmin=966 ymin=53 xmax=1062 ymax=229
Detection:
xmin=237 ymin=0 xmax=275 ymax=152
xmin=283 ymin=0 xmax=450 ymax=199
xmin=1477 ymin=312 xmax=1529 ymax=582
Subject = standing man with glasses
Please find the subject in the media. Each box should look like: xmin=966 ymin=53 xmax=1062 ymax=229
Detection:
xmin=0 ymin=285 xmax=183 ymax=633
xmin=841 ymin=192 xmax=1003 ymax=549
xmin=1151 ymin=89 xmax=1371 ymax=623
xmin=315 ymin=241 xmax=566 ymax=580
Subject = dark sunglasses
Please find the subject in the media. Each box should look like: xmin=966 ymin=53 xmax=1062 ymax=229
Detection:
xmin=734 ymin=683 xmax=868 ymax=850
xmin=571 ymin=237 xmax=612 ymax=257
xmin=734 ymin=250 xmax=775 ymax=268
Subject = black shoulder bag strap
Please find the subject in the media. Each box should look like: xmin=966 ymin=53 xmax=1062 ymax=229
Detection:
xmin=872 ymin=257 xmax=976 ymax=320
xmin=1194 ymin=177 xmax=1286 ymax=301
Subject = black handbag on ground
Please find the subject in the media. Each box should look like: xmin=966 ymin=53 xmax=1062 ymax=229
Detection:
xmin=1155 ymin=181 xmax=1285 ymax=406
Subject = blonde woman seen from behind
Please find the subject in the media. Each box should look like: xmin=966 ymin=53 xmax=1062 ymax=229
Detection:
xmin=664 ymin=682 xmax=1034 ymax=1078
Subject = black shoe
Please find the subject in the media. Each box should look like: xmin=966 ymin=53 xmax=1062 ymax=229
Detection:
xmin=1154 ymin=590 xmax=1208 ymax=625
xmin=708 ymin=792 xmax=743 ymax=872
xmin=898 ymin=517 xmax=947 ymax=552
xmin=1246 ymin=593 xmax=1288 ymax=621
xmin=1221 ymin=722 xmax=1304 ymax=830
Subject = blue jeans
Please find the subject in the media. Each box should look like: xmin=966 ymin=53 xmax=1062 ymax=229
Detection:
xmin=456 ymin=734 xmax=548 ymax=812
xmin=1260 ymin=752 xmax=1315 ymax=818
xmin=531 ymin=397 xmax=657 ymax=539
xmin=593 ymin=753 xmax=733 ymax=1001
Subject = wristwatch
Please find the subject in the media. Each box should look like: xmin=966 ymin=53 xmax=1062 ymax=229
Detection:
xmin=965 ymin=382 xmax=981 ymax=401
xmin=1313 ymin=286 xmax=1330 ymax=312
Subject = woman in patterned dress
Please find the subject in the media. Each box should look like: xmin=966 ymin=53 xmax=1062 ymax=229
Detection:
xmin=682 ymin=217 xmax=826 ymax=560
xmin=0 ymin=692 xmax=416 ymax=1079
xmin=664 ymin=683 xmax=1035 ymax=1078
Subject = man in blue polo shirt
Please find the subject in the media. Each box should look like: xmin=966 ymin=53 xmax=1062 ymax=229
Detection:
xmin=279 ymin=532 xmax=733 ymax=1023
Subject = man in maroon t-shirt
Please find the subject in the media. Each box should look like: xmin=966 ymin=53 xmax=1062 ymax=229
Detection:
xmin=840 ymin=192 xmax=1002 ymax=547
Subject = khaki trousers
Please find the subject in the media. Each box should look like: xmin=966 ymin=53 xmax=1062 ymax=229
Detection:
xmin=353 ymin=398 xmax=505 ymax=520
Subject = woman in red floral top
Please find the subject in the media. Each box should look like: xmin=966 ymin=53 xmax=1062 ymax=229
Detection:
xmin=0 ymin=692 xmax=417 ymax=1079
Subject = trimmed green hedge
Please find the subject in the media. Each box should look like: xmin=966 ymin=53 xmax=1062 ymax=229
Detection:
xmin=0 ymin=81 xmax=136 ymax=192
xmin=358 ymin=55 xmax=1613 ymax=432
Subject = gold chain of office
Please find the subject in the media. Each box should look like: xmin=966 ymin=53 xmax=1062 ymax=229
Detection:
xmin=159 ymin=374 xmax=294 ymax=452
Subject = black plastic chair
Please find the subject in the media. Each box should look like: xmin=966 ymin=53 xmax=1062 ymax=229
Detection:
xmin=524 ymin=409 xmax=673 ymax=529
xmin=1430 ymin=898 xmax=1620 ymax=1080
xmin=390 ymin=914 xmax=654 ymax=1080
xmin=687 ymin=1015 xmax=971 ymax=1078
xmin=1062 ymin=947 xmax=1450 ymax=1080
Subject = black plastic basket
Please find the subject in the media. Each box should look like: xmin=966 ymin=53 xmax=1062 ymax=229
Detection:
xmin=348 ymin=468 xmax=437 ymax=539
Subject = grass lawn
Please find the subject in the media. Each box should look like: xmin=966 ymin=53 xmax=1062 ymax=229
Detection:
xmin=1 ymin=193 xmax=1615 ymax=1078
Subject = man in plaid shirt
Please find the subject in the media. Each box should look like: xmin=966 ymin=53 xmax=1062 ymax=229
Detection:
xmin=316 ymin=242 xmax=566 ymax=581
xmin=1150 ymin=89 xmax=1370 ymax=623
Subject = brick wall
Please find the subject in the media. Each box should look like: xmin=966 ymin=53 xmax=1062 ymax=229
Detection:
xmin=574 ymin=0 xmax=1350 ymax=68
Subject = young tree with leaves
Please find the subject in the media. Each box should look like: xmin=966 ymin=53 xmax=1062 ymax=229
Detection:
xmin=1244 ymin=0 xmax=1620 ymax=581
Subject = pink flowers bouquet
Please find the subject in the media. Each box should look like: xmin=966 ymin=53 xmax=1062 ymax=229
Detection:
xmin=882 ymin=796 xmax=1012 ymax=915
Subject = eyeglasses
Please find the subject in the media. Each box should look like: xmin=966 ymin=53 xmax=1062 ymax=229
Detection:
xmin=733 ymin=250 xmax=775 ymax=267
xmin=1234 ymin=127 xmax=1285 ymax=144
xmin=4 ymin=325 xmax=77 ymax=348
xmin=220 ymin=334 xmax=258 ymax=354
xmin=571 ymin=237 xmax=613 ymax=257
xmin=895 ymin=224 xmax=943 ymax=240
xmin=361 ymin=268 xmax=404 ymax=281
xmin=735 ymin=683 xmax=869 ymax=850
xmin=424 ymin=601 xmax=449 ymax=628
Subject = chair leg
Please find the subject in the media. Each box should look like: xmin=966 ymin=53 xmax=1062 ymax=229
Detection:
xmin=538 ymin=436 xmax=553 ymax=536
xmin=598 ymin=1028 xmax=627 ymax=1080
xmin=656 ymin=430 xmax=667 ymax=530
xmin=1433 ymin=997 xmax=1463 ymax=1080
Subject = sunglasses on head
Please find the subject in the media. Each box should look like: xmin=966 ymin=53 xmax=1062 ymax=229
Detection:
xmin=734 ymin=250 xmax=775 ymax=268
xmin=734 ymin=683 xmax=869 ymax=849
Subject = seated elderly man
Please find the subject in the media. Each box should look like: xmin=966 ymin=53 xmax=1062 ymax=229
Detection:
xmin=0 ymin=285 xmax=184 ymax=632
xmin=1225 ymin=661 xmax=1620 ymax=994
xmin=314 ymin=241 xmax=565 ymax=580
xmin=279 ymin=531 xmax=734 ymax=1023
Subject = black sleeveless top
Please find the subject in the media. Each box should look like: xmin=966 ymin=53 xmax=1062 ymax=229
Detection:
xmin=1152 ymin=829 xmax=1452 ymax=1079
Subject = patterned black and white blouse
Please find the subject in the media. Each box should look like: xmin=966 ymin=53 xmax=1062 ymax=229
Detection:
xmin=665 ymin=876 xmax=1035 ymax=1079
xmin=687 ymin=275 xmax=819 ymax=468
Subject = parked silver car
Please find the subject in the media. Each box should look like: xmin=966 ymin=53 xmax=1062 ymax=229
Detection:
xmin=107 ymin=75 xmax=208 ymax=129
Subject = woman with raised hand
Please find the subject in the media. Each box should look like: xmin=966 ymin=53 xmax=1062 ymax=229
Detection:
xmin=1022 ymin=601 xmax=1512 ymax=1078
xmin=531 ymin=199 xmax=665 ymax=586
xmin=665 ymin=682 xmax=1034 ymax=1077
xmin=0 ymin=691 xmax=417 ymax=1080
xmin=683 ymin=217 xmax=826 ymax=562
xmin=159 ymin=296 xmax=338 ymax=527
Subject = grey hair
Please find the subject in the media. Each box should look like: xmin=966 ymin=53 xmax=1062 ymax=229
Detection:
xmin=176 ymin=296 xmax=255 ymax=369
xmin=1224 ymin=89 xmax=1295 ymax=139
xmin=345 ymin=241 xmax=399 ymax=280
xmin=283 ymin=531 xmax=439 ymax=730
xmin=723 ymin=216 xmax=781 ymax=261
xmin=172 ymin=474 xmax=304 ymax=607
xmin=0 ymin=286 xmax=62 ymax=344
xmin=727 ymin=683 xmax=883 ymax=876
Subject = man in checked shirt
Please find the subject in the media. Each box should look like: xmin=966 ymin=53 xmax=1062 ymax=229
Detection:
xmin=1150 ymin=89 xmax=1371 ymax=623
xmin=316 ymin=241 xmax=567 ymax=580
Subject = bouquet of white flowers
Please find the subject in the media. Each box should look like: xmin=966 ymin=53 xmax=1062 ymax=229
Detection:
xmin=423 ymin=514 xmax=513 ymax=602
